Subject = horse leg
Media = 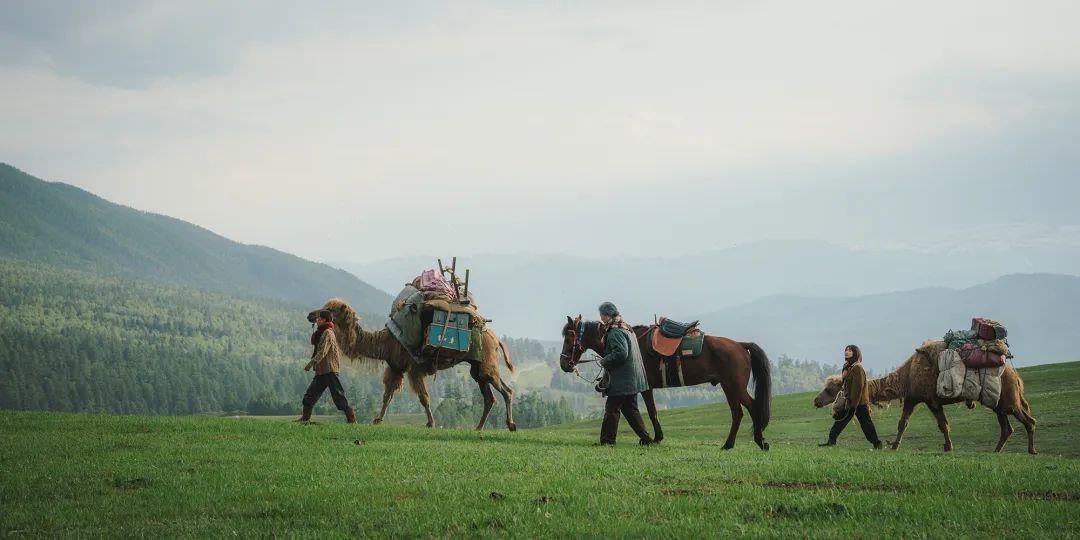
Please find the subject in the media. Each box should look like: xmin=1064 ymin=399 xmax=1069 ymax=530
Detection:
xmin=373 ymin=367 xmax=404 ymax=425
xmin=406 ymin=371 xmax=435 ymax=428
xmin=721 ymin=388 xmax=743 ymax=450
xmin=927 ymin=404 xmax=953 ymax=452
xmin=641 ymin=389 xmax=663 ymax=443
xmin=491 ymin=377 xmax=516 ymax=431
xmin=994 ymin=412 xmax=1013 ymax=452
xmin=737 ymin=389 xmax=767 ymax=451
xmin=1012 ymin=409 xmax=1038 ymax=455
xmin=890 ymin=400 xmax=917 ymax=450
xmin=470 ymin=364 xmax=496 ymax=431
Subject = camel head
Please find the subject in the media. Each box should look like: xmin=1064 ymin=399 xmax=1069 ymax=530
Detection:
xmin=308 ymin=298 xmax=361 ymax=353
xmin=813 ymin=375 xmax=843 ymax=408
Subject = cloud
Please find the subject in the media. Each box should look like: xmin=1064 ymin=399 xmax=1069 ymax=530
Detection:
xmin=0 ymin=1 xmax=1078 ymax=262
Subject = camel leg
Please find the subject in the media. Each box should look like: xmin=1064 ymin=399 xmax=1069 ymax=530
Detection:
xmin=890 ymin=400 xmax=917 ymax=450
xmin=994 ymin=412 xmax=1013 ymax=452
xmin=927 ymin=404 xmax=953 ymax=452
xmin=491 ymin=378 xmax=516 ymax=431
xmin=406 ymin=371 xmax=435 ymax=428
xmin=1012 ymin=410 xmax=1038 ymax=455
xmin=721 ymin=389 xmax=743 ymax=450
xmin=641 ymin=389 xmax=663 ymax=443
xmin=373 ymin=367 xmax=404 ymax=425
xmin=471 ymin=364 xmax=496 ymax=431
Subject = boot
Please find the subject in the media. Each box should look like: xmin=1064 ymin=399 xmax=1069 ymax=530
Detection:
xmin=298 ymin=405 xmax=313 ymax=422
xmin=345 ymin=407 xmax=357 ymax=424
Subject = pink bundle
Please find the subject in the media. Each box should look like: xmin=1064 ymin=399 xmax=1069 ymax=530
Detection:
xmin=412 ymin=269 xmax=457 ymax=299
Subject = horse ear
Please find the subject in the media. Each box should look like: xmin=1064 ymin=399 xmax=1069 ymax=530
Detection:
xmin=566 ymin=316 xmax=573 ymax=325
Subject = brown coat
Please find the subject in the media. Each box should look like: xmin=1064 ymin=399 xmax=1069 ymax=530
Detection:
xmin=843 ymin=363 xmax=869 ymax=408
xmin=306 ymin=327 xmax=343 ymax=375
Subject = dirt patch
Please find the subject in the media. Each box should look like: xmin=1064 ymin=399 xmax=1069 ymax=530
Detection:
xmin=1016 ymin=490 xmax=1079 ymax=502
xmin=763 ymin=480 xmax=903 ymax=493
xmin=112 ymin=477 xmax=152 ymax=490
xmin=661 ymin=487 xmax=714 ymax=496
xmin=766 ymin=502 xmax=849 ymax=519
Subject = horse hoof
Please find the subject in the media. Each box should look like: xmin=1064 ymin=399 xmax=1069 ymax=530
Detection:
xmin=508 ymin=423 xmax=518 ymax=432
xmin=722 ymin=444 xmax=734 ymax=451
xmin=761 ymin=442 xmax=770 ymax=452
xmin=372 ymin=418 xmax=383 ymax=425
xmin=426 ymin=422 xmax=434 ymax=428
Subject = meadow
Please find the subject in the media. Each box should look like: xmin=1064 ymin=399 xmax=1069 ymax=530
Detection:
xmin=2 ymin=362 xmax=1078 ymax=538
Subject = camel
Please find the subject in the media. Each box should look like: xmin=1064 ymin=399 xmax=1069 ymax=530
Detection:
xmin=813 ymin=340 xmax=1037 ymax=454
xmin=310 ymin=298 xmax=517 ymax=431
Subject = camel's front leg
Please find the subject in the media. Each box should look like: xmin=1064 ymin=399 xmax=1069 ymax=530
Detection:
xmin=374 ymin=367 xmax=404 ymax=425
xmin=927 ymin=404 xmax=953 ymax=452
xmin=890 ymin=400 xmax=917 ymax=450
xmin=407 ymin=370 xmax=435 ymax=428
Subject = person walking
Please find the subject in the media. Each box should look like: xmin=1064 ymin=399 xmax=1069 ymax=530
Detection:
xmin=298 ymin=310 xmax=357 ymax=423
xmin=819 ymin=345 xmax=882 ymax=449
xmin=597 ymin=302 xmax=653 ymax=446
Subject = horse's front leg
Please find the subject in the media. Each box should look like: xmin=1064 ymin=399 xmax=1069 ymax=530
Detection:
xmin=641 ymin=389 xmax=663 ymax=443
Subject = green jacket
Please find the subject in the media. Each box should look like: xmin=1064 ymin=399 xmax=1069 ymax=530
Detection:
xmin=600 ymin=327 xmax=649 ymax=397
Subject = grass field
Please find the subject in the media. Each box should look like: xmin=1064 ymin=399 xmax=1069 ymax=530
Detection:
xmin=2 ymin=362 xmax=1079 ymax=538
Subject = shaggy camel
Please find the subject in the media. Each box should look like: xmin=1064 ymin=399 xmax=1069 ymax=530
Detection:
xmin=309 ymin=298 xmax=517 ymax=430
xmin=813 ymin=340 xmax=1037 ymax=454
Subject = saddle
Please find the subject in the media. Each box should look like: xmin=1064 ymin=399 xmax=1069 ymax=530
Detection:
xmin=659 ymin=318 xmax=700 ymax=338
xmin=647 ymin=318 xmax=705 ymax=358
xmin=645 ymin=317 xmax=705 ymax=388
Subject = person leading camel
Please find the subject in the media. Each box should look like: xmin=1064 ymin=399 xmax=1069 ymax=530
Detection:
xmin=597 ymin=302 xmax=653 ymax=446
xmin=299 ymin=310 xmax=357 ymax=423
xmin=819 ymin=345 xmax=882 ymax=449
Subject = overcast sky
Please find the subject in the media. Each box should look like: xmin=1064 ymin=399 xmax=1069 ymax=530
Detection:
xmin=2 ymin=1 xmax=1078 ymax=263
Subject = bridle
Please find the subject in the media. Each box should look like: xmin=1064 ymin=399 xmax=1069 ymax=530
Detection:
xmin=561 ymin=320 xmax=605 ymax=385
xmin=561 ymin=319 xmax=589 ymax=366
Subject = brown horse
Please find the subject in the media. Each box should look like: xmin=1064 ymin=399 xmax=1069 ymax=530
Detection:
xmin=559 ymin=316 xmax=772 ymax=450
xmin=310 ymin=298 xmax=517 ymax=431
xmin=812 ymin=340 xmax=1037 ymax=454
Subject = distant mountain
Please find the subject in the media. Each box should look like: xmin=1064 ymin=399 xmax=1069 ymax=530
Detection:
xmin=0 ymin=163 xmax=391 ymax=312
xmin=334 ymin=241 xmax=1080 ymax=339
xmin=698 ymin=273 xmax=1080 ymax=372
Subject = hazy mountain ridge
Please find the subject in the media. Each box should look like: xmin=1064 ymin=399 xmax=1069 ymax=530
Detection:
xmin=0 ymin=163 xmax=391 ymax=312
xmin=336 ymin=242 xmax=1080 ymax=339
xmin=699 ymin=273 xmax=1080 ymax=371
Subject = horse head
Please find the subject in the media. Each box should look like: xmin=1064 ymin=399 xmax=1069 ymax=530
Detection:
xmin=559 ymin=315 xmax=604 ymax=372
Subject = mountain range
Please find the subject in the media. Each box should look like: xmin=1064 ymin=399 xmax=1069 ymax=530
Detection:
xmin=334 ymin=242 xmax=1080 ymax=343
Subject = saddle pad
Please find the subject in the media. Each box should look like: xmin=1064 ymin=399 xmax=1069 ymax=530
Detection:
xmin=649 ymin=327 xmax=704 ymax=357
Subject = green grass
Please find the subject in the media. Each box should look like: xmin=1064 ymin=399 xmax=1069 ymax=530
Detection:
xmin=3 ymin=362 xmax=1079 ymax=538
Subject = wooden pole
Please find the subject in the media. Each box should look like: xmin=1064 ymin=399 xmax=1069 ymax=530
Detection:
xmin=462 ymin=269 xmax=470 ymax=304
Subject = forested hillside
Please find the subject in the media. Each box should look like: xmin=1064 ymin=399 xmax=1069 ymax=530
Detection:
xmin=0 ymin=259 xmax=576 ymax=427
xmin=0 ymin=163 xmax=391 ymax=311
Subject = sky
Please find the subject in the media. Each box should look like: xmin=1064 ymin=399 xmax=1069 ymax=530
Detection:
xmin=2 ymin=1 xmax=1078 ymax=263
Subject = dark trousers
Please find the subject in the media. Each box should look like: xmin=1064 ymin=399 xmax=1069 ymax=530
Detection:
xmin=302 ymin=373 xmax=351 ymax=411
xmin=600 ymin=393 xmax=652 ymax=445
xmin=828 ymin=404 xmax=880 ymax=445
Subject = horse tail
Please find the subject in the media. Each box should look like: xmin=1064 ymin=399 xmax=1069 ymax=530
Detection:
xmin=742 ymin=342 xmax=772 ymax=431
xmin=498 ymin=337 xmax=515 ymax=374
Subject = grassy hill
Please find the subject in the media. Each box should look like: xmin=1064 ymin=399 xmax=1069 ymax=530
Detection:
xmin=0 ymin=163 xmax=391 ymax=311
xmin=3 ymin=362 xmax=1077 ymax=538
